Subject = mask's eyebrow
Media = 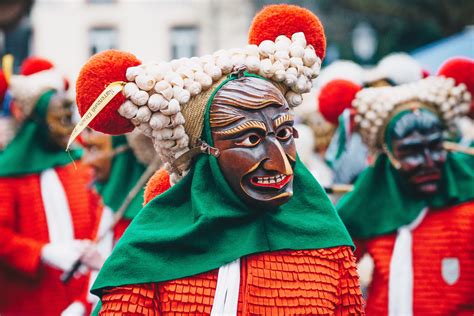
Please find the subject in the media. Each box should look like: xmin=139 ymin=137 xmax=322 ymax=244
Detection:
xmin=214 ymin=120 xmax=267 ymax=136
xmin=398 ymin=132 xmax=443 ymax=149
xmin=273 ymin=114 xmax=294 ymax=129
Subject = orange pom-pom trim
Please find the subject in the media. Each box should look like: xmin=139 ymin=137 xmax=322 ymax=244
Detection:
xmin=318 ymin=79 xmax=361 ymax=125
xmin=143 ymin=168 xmax=171 ymax=205
xmin=20 ymin=57 xmax=54 ymax=75
xmin=248 ymin=4 xmax=326 ymax=60
xmin=76 ymin=50 xmax=140 ymax=135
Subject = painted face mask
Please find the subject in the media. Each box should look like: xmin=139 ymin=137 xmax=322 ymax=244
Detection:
xmin=387 ymin=107 xmax=447 ymax=196
xmin=210 ymin=77 xmax=297 ymax=208
xmin=45 ymin=92 xmax=74 ymax=150
xmin=81 ymin=128 xmax=113 ymax=182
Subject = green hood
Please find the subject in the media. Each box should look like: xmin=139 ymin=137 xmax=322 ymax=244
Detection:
xmin=0 ymin=90 xmax=80 ymax=177
xmin=337 ymin=152 xmax=474 ymax=239
xmin=91 ymin=73 xmax=353 ymax=299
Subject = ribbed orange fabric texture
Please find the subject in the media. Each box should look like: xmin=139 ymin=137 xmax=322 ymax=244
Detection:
xmin=100 ymin=246 xmax=364 ymax=315
xmin=0 ymin=163 xmax=103 ymax=316
xmin=362 ymin=201 xmax=474 ymax=315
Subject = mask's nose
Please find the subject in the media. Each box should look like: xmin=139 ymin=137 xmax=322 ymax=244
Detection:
xmin=262 ymin=136 xmax=293 ymax=175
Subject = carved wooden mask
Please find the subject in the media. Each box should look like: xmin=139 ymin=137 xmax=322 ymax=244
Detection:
xmin=45 ymin=92 xmax=74 ymax=150
xmin=210 ymin=77 xmax=298 ymax=208
xmin=389 ymin=106 xmax=447 ymax=196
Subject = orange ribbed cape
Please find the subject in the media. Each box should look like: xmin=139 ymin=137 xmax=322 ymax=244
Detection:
xmin=99 ymin=246 xmax=364 ymax=315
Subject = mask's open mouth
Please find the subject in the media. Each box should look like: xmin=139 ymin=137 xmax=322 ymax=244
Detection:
xmin=250 ymin=174 xmax=293 ymax=190
xmin=412 ymin=170 xmax=441 ymax=184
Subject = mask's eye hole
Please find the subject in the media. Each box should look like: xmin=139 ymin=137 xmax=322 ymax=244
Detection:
xmin=276 ymin=126 xmax=293 ymax=141
xmin=236 ymin=134 xmax=261 ymax=147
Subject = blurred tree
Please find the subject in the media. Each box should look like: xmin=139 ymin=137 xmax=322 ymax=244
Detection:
xmin=252 ymin=0 xmax=474 ymax=63
xmin=0 ymin=0 xmax=33 ymax=30
xmin=0 ymin=0 xmax=34 ymax=70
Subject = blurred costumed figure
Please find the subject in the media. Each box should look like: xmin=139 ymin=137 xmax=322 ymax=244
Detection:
xmin=293 ymin=121 xmax=334 ymax=188
xmin=70 ymin=5 xmax=364 ymax=315
xmin=317 ymin=53 xmax=426 ymax=185
xmin=337 ymin=59 xmax=474 ymax=315
xmin=0 ymin=60 xmax=18 ymax=152
xmin=0 ymin=57 xmax=108 ymax=315
xmin=81 ymin=128 xmax=159 ymax=241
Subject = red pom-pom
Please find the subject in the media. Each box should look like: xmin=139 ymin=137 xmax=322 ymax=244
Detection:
xmin=20 ymin=57 xmax=54 ymax=75
xmin=438 ymin=57 xmax=474 ymax=113
xmin=438 ymin=57 xmax=474 ymax=93
xmin=421 ymin=69 xmax=430 ymax=78
xmin=318 ymin=79 xmax=361 ymax=124
xmin=76 ymin=50 xmax=140 ymax=135
xmin=0 ymin=71 xmax=7 ymax=104
xmin=143 ymin=168 xmax=171 ymax=205
xmin=248 ymin=4 xmax=326 ymax=60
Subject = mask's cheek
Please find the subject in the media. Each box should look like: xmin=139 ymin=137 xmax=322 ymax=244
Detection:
xmin=281 ymin=139 xmax=297 ymax=162
xmin=433 ymin=151 xmax=447 ymax=165
xmin=399 ymin=156 xmax=423 ymax=172
xmin=218 ymin=147 xmax=266 ymax=183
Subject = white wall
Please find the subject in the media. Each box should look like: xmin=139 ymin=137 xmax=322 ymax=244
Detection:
xmin=31 ymin=0 xmax=253 ymax=90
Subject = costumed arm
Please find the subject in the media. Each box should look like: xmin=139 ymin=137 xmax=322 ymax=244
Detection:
xmin=0 ymin=179 xmax=46 ymax=276
xmin=99 ymin=284 xmax=161 ymax=315
xmin=335 ymin=246 xmax=365 ymax=315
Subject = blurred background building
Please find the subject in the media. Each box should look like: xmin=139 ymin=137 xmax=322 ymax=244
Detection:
xmin=1 ymin=0 xmax=255 ymax=87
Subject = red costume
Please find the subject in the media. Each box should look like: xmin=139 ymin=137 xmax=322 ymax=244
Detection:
xmin=357 ymin=202 xmax=474 ymax=315
xmin=0 ymin=163 xmax=103 ymax=315
xmin=0 ymin=57 xmax=107 ymax=315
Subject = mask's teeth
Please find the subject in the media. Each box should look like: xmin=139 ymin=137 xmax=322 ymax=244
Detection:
xmin=254 ymin=174 xmax=289 ymax=185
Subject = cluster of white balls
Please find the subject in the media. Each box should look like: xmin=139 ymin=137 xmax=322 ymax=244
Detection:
xmin=353 ymin=76 xmax=471 ymax=150
xmin=116 ymin=32 xmax=322 ymax=176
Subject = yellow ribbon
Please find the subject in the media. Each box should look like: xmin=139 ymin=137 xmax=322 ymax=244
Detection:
xmin=66 ymin=81 xmax=126 ymax=151
xmin=2 ymin=54 xmax=14 ymax=84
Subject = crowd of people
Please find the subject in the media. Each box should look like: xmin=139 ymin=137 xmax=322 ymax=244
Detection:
xmin=0 ymin=3 xmax=473 ymax=315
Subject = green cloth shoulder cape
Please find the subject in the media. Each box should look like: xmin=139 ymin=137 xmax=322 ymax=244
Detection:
xmin=95 ymin=135 xmax=146 ymax=219
xmin=0 ymin=90 xmax=81 ymax=177
xmin=91 ymin=74 xmax=353 ymax=299
xmin=337 ymin=152 xmax=474 ymax=239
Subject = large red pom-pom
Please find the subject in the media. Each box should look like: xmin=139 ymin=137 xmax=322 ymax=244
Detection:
xmin=143 ymin=168 xmax=171 ymax=205
xmin=20 ymin=57 xmax=54 ymax=75
xmin=0 ymin=71 xmax=7 ymax=104
xmin=438 ymin=57 xmax=474 ymax=109
xmin=318 ymin=79 xmax=361 ymax=124
xmin=438 ymin=57 xmax=474 ymax=113
xmin=248 ymin=4 xmax=326 ymax=60
xmin=76 ymin=50 xmax=140 ymax=135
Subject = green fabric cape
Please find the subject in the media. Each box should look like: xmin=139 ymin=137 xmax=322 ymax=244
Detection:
xmin=91 ymin=74 xmax=353 ymax=299
xmin=337 ymin=152 xmax=474 ymax=239
xmin=0 ymin=90 xmax=81 ymax=177
xmin=95 ymin=135 xmax=146 ymax=219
